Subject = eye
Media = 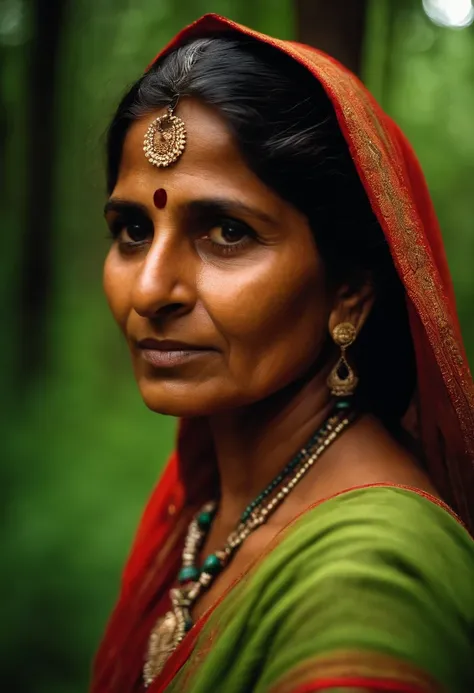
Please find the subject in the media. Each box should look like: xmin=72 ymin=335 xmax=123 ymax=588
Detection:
xmin=201 ymin=219 xmax=256 ymax=256
xmin=121 ymin=222 xmax=150 ymax=243
xmin=108 ymin=216 xmax=153 ymax=246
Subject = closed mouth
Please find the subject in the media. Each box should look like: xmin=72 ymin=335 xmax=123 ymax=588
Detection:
xmin=137 ymin=338 xmax=214 ymax=352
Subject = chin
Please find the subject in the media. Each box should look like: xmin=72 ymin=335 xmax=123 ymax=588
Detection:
xmin=137 ymin=379 xmax=231 ymax=418
xmin=142 ymin=396 xmax=204 ymax=418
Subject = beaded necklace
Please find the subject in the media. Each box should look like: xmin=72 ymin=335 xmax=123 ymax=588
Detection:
xmin=144 ymin=401 xmax=355 ymax=685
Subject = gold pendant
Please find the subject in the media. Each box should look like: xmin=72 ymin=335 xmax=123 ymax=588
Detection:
xmin=143 ymin=108 xmax=186 ymax=168
xmin=143 ymin=610 xmax=179 ymax=687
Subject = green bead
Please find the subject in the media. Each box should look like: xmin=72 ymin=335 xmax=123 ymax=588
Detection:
xmin=202 ymin=553 xmax=223 ymax=575
xmin=178 ymin=566 xmax=200 ymax=583
xmin=336 ymin=400 xmax=351 ymax=410
xmin=184 ymin=617 xmax=194 ymax=632
xmin=197 ymin=511 xmax=214 ymax=530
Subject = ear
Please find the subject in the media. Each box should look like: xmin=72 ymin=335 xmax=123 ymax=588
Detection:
xmin=328 ymin=279 xmax=375 ymax=337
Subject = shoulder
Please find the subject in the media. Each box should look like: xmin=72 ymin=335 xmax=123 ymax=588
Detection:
xmin=247 ymin=486 xmax=474 ymax=692
xmin=250 ymin=485 xmax=474 ymax=633
xmin=269 ymin=485 xmax=474 ymax=580
xmin=283 ymin=484 xmax=470 ymax=544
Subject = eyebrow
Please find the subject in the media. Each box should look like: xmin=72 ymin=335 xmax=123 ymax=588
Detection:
xmin=103 ymin=196 xmax=277 ymax=225
xmin=187 ymin=198 xmax=277 ymax=225
xmin=103 ymin=198 xmax=149 ymax=216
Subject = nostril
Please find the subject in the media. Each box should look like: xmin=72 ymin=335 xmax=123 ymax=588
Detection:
xmin=155 ymin=302 xmax=187 ymax=317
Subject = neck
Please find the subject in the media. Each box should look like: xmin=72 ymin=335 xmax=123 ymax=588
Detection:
xmin=208 ymin=369 xmax=334 ymax=528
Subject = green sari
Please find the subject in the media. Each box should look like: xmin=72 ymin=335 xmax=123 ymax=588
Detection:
xmin=167 ymin=487 xmax=473 ymax=693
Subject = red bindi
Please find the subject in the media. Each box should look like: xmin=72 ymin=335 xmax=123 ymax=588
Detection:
xmin=153 ymin=188 xmax=167 ymax=209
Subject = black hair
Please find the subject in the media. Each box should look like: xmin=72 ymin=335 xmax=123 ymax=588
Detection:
xmin=106 ymin=35 xmax=416 ymax=427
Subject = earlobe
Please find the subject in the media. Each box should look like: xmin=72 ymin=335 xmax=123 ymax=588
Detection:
xmin=329 ymin=280 xmax=375 ymax=336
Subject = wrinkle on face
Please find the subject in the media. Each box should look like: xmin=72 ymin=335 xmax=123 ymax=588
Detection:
xmin=103 ymin=97 xmax=332 ymax=417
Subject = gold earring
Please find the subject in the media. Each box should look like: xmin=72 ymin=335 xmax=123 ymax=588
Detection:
xmin=327 ymin=322 xmax=358 ymax=397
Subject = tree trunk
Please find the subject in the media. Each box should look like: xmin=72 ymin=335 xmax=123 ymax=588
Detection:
xmin=295 ymin=0 xmax=368 ymax=75
xmin=21 ymin=0 xmax=66 ymax=382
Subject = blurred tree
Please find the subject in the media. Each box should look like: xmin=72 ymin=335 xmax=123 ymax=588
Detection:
xmin=1 ymin=2 xmax=472 ymax=693
xmin=21 ymin=0 xmax=67 ymax=384
xmin=1 ymin=3 xmax=294 ymax=692
xmin=295 ymin=0 xmax=368 ymax=74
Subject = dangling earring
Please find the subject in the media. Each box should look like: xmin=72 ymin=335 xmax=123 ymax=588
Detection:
xmin=327 ymin=322 xmax=358 ymax=397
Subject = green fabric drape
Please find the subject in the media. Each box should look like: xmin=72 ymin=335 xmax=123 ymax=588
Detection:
xmin=168 ymin=487 xmax=474 ymax=692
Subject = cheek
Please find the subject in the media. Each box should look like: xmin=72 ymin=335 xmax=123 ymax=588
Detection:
xmin=199 ymin=251 xmax=328 ymax=388
xmin=103 ymin=251 xmax=132 ymax=333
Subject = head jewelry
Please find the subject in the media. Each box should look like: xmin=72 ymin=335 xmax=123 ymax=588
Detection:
xmin=143 ymin=99 xmax=186 ymax=168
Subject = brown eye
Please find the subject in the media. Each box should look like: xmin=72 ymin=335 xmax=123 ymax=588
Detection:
xmin=109 ymin=216 xmax=153 ymax=244
xmin=123 ymin=222 xmax=150 ymax=243
xmin=208 ymin=220 xmax=251 ymax=246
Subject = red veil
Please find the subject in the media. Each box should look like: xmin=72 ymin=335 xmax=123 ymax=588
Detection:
xmin=91 ymin=14 xmax=474 ymax=693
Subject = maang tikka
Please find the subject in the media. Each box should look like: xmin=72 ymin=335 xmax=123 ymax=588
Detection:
xmin=143 ymin=101 xmax=186 ymax=168
xmin=327 ymin=322 xmax=359 ymax=397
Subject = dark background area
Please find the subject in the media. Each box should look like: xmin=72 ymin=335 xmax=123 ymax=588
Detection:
xmin=1 ymin=1 xmax=473 ymax=691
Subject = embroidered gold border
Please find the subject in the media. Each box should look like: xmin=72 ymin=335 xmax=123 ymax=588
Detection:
xmin=269 ymin=649 xmax=444 ymax=693
xmin=285 ymin=42 xmax=474 ymax=522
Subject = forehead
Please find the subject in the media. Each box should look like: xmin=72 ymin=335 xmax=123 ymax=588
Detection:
xmin=114 ymin=98 xmax=282 ymax=206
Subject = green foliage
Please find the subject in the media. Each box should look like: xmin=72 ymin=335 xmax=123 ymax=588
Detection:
xmin=1 ymin=1 xmax=294 ymax=692
xmin=1 ymin=2 xmax=473 ymax=692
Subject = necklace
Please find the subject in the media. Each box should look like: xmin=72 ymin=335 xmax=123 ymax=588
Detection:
xmin=143 ymin=402 xmax=355 ymax=686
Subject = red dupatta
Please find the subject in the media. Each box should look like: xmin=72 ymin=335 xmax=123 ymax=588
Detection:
xmin=91 ymin=14 xmax=474 ymax=693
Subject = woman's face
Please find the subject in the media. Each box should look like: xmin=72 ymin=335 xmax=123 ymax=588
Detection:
xmin=104 ymin=98 xmax=335 ymax=417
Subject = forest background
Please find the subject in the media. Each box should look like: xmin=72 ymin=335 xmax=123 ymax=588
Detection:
xmin=1 ymin=1 xmax=473 ymax=691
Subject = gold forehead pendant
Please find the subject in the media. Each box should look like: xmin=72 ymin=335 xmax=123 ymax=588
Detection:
xmin=143 ymin=106 xmax=186 ymax=168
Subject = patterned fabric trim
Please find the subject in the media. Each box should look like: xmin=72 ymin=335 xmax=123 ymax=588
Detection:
xmin=150 ymin=483 xmax=470 ymax=693
xmin=280 ymin=680 xmax=432 ymax=692
xmin=268 ymin=650 xmax=444 ymax=693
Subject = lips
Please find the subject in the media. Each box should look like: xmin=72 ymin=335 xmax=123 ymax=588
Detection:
xmin=137 ymin=338 xmax=212 ymax=351
xmin=136 ymin=338 xmax=216 ymax=368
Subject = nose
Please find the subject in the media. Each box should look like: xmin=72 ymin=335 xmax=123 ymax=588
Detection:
xmin=131 ymin=234 xmax=195 ymax=320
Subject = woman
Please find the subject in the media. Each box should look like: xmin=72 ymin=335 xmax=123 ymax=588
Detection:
xmin=92 ymin=13 xmax=474 ymax=693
